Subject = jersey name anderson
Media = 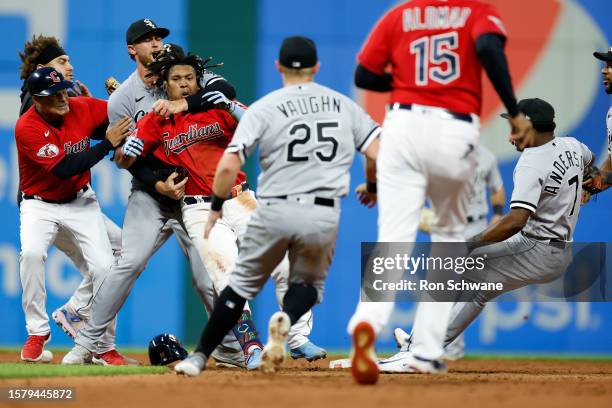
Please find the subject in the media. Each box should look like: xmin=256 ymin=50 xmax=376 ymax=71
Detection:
xmin=545 ymin=149 xmax=584 ymax=195
xmin=276 ymin=95 xmax=341 ymax=118
xmin=402 ymin=6 xmax=472 ymax=31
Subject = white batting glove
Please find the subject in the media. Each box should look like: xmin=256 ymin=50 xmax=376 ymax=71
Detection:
xmin=121 ymin=135 xmax=144 ymax=158
xmin=202 ymin=91 xmax=232 ymax=109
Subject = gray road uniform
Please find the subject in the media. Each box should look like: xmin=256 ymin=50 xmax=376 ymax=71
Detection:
xmin=442 ymin=136 xmax=593 ymax=345
xmin=465 ymin=145 xmax=504 ymax=237
xmin=74 ymin=69 xmax=243 ymax=358
xmin=225 ymin=81 xmax=379 ymax=302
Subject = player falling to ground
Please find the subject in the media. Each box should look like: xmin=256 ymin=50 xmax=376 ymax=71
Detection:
xmin=14 ymin=67 xmax=131 ymax=363
xmin=173 ymin=36 xmax=381 ymax=377
xmin=17 ymin=35 xmax=128 ymax=364
xmin=61 ymin=20 xmax=264 ymax=368
xmin=380 ymin=98 xmax=595 ymax=372
xmin=347 ymin=0 xmax=532 ymax=383
xmin=403 ymin=144 xmax=506 ymax=360
xmin=123 ymin=47 xmax=327 ymax=364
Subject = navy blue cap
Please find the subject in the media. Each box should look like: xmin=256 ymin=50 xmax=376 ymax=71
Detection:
xmin=27 ymin=67 xmax=73 ymax=97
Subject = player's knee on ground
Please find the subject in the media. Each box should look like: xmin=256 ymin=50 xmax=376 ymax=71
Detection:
xmin=282 ymin=283 xmax=318 ymax=325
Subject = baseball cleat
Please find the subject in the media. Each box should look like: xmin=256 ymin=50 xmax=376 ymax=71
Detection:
xmin=92 ymin=349 xmax=135 ymax=366
xmin=52 ymin=307 xmax=86 ymax=340
xmin=259 ymin=311 xmax=290 ymax=374
xmin=62 ymin=344 xmax=93 ymax=365
xmin=20 ymin=333 xmax=52 ymax=363
xmin=211 ymin=348 xmax=246 ymax=369
xmin=393 ymin=327 xmax=411 ymax=352
xmin=290 ymin=341 xmax=327 ymax=362
xmin=350 ymin=321 xmax=379 ymax=385
xmin=377 ymin=351 xmax=447 ymax=374
xmin=175 ymin=352 xmax=206 ymax=377
xmin=246 ymin=346 xmax=262 ymax=370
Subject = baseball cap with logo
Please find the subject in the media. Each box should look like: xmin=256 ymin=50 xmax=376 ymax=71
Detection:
xmin=279 ymin=36 xmax=318 ymax=69
xmin=126 ymin=18 xmax=170 ymax=45
xmin=501 ymin=98 xmax=556 ymax=129
xmin=593 ymin=47 xmax=612 ymax=62
xmin=27 ymin=67 xmax=73 ymax=97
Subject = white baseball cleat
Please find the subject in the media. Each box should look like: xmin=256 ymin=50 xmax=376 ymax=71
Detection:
xmin=175 ymin=353 xmax=206 ymax=377
xmin=61 ymin=344 xmax=93 ymax=365
xmin=259 ymin=311 xmax=290 ymax=374
xmin=393 ymin=327 xmax=411 ymax=351
xmin=377 ymin=351 xmax=447 ymax=374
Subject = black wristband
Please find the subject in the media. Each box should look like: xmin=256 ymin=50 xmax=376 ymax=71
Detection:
xmin=211 ymin=194 xmax=227 ymax=211
xmin=366 ymin=181 xmax=377 ymax=194
xmin=493 ymin=205 xmax=504 ymax=216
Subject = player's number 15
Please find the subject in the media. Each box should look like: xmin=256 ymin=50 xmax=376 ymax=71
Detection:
xmin=410 ymin=31 xmax=460 ymax=86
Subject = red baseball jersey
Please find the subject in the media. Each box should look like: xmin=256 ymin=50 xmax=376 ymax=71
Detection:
xmin=358 ymin=0 xmax=507 ymax=115
xmin=137 ymin=109 xmax=246 ymax=196
xmin=15 ymin=97 xmax=108 ymax=200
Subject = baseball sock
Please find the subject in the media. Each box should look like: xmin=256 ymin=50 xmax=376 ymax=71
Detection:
xmin=282 ymin=283 xmax=318 ymax=325
xmin=232 ymin=309 xmax=264 ymax=355
xmin=196 ymin=286 xmax=247 ymax=358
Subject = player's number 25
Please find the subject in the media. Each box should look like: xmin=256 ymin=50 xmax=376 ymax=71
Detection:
xmin=287 ymin=121 xmax=339 ymax=162
xmin=410 ymin=31 xmax=460 ymax=85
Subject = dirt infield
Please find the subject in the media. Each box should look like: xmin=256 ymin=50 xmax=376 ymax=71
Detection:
xmin=1 ymin=351 xmax=611 ymax=408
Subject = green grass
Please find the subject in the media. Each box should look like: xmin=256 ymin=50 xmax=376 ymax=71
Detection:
xmin=0 ymin=363 xmax=168 ymax=379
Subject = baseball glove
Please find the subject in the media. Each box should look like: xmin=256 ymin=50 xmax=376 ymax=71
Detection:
xmin=105 ymin=76 xmax=120 ymax=96
xmin=583 ymin=165 xmax=605 ymax=195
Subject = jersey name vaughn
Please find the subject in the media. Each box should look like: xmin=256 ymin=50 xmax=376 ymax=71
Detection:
xmin=276 ymin=95 xmax=341 ymax=118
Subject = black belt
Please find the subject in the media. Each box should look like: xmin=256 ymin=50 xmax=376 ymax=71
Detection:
xmin=467 ymin=215 xmax=486 ymax=223
xmin=22 ymin=185 xmax=89 ymax=204
xmin=521 ymin=231 xmax=568 ymax=249
xmin=271 ymin=195 xmax=336 ymax=208
xmin=391 ymin=103 xmax=473 ymax=123
xmin=183 ymin=182 xmax=250 ymax=206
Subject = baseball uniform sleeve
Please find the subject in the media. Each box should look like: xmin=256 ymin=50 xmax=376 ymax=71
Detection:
xmin=137 ymin=113 xmax=162 ymax=156
xmin=509 ymin=166 xmax=543 ymax=213
xmin=15 ymin=122 xmax=65 ymax=171
xmin=349 ymin=100 xmax=380 ymax=153
xmin=579 ymin=142 xmax=594 ymax=167
xmin=84 ymin=97 xmax=109 ymax=127
xmin=471 ymin=3 xmax=507 ymax=40
xmin=357 ymin=10 xmax=395 ymax=75
xmin=108 ymin=88 xmax=133 ymax=126
xmin=226 ymin=106 xmax=266 ymax=164
xmin=487 ymin=154 xmax=504 ymax=192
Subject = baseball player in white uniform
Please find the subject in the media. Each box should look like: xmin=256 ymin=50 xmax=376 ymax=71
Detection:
xmin=412 ymin=145 xmax=506 ymax=360
xmin=173 ymin=36 xmax=380 ymax=377
xmin=346 ymin=0 xmax=533 ymax=384
xmin=380 ymin=98 xmax=594 ymax=372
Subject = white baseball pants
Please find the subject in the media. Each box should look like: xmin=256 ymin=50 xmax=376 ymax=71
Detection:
xmin=348 ymin=105 xmax=479 ymax=360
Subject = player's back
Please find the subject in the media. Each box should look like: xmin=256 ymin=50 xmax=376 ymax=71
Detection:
xmin=243 ymin=82 xmax=379 ymax=198
xmin=516 ymin=137 xmax=593 ymax=241
xmin=359 ymin=0 xmax=507 ymax=115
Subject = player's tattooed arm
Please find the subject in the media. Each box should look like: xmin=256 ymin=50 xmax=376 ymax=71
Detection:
xmin=466 ymin=208 xmax=531 ymax=251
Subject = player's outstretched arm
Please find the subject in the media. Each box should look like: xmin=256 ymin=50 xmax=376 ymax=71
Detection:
xmin=356 ymin=156 xmax=378 ymax=208
xmin=467 ymin=208 xmax=531 ymax=251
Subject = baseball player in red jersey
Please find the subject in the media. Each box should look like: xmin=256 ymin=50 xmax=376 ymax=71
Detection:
xmin=14 ymin=67 xmax=130 ymax=362
xmin=347 ymin=0 xmax=532 ymax=383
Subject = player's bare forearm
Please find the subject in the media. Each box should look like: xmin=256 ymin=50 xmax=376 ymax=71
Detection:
xmin=467 ymin=208 xmax=530 ymax=250
xmin=364 ymin=137 xmax=380 ymax=161
xmin=491 ymin=187 xmax=506 ymax=208
xmin=212 ymin=152 xmax=242 ymax=198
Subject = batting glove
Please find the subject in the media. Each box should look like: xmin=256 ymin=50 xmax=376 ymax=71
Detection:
xmin=121 ymin=135 xmax=144 ymax=158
